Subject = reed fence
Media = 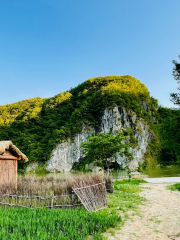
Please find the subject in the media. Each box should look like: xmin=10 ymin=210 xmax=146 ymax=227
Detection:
xmin=0 ymin=193 xmax=82 ymax=209
xmin=0 ymin=182 xmax=110 ymax=211
xmin=73 ymin=182 xmax=107 ymax=212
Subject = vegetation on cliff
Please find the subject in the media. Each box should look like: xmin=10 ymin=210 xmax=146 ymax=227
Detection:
xmin=0 ymin=75 xmax=158 ymax=168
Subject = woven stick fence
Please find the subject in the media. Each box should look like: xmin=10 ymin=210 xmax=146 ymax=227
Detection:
xmin=73 ymin=182 xmax=107 ymax=212
xmin=0 ymin=194 xmax=82 ymax=209
xmin=0 ymin=173 xmax=113 ymax=211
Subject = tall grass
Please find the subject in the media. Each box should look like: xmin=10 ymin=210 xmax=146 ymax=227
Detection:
xmin=0 ymin=173 xmax=113 ymax=209
xmin=0 ymin=172 xmax=113 ymax=197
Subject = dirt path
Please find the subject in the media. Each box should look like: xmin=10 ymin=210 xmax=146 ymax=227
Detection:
xmin=106 ymin=183 xmax=180 ymax=240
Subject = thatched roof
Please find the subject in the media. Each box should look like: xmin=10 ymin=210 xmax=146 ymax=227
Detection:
xmin=0 ymin=141 xmax=28 ymax=163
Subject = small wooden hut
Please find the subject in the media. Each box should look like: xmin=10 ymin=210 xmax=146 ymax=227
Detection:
xmin=0 ymin=141 xmax=28 ymax=191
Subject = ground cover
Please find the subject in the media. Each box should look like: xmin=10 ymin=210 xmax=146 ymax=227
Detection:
xmin=167 ymin=183 xmax=180 ymax=191
xmin=107 ymin=180 xmax=146 ymax=225
xmin=0 ymin=179 xmax=144 ymax=240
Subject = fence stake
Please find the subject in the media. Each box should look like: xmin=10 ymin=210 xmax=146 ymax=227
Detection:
xmin=51 ymin=194 xmax=54 ymax=209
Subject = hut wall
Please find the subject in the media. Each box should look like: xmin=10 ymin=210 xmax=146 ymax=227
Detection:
xmin=0 ymin=160 xmax=17 ymax=190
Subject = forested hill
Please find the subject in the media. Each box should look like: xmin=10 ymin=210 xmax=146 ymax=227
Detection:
xmin=0 ymin=75 xmax=158 ymax=166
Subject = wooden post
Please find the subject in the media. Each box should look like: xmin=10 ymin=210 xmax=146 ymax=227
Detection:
xmin=51 ymin=194 xmax=54 ymax=209
xmin=15 ymin=160 xmax=17 ymax=192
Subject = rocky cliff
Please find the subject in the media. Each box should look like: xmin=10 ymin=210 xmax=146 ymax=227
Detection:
xmin=46 ymin=105 xmax=154 ymax=172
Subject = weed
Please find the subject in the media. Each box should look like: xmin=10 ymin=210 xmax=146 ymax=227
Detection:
xmin=92 ymin=233 xmax=108 ymax=240
xmin=155 ymin=219 xmax=161 ymax=225
xmin=110 ymin=230 xmax=115 ymax=236
xmin=167 ymin=183 xmax=180 ymax=191
xmin=132 ymin=232 xmax=137 ymax=237
xmin=124 ymin=213 xmax=130 ymax=219
xmin=148 ymin=216 xmax=161 ymax=225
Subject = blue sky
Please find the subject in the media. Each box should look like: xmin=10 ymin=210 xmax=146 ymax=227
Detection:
xmin=0 ymin=0 xmax=180 ymax=107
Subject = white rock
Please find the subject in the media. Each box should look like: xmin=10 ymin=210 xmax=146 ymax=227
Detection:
xmin=46 ymin=105 xmax=153 ymax=172
xmin=26 ymin=163 xmax=39 ymax=173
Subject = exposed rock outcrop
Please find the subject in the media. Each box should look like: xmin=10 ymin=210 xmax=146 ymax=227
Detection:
xmin=46 ymin=105 xmax=154 ymax=172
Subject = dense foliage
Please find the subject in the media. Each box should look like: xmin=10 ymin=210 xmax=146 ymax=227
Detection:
xmin=0 ymin=207 xmax=120 ymax=239
xmin=0 ymin=75 xmax=158 ymax=168
xmin=157 ymin=106 xmax=180 ymax=165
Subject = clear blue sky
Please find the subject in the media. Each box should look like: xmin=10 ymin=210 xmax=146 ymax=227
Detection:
xmin=0 ymin=0 xmax=180 ymax=107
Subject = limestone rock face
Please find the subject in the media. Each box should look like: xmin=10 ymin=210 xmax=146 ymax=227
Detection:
xmin=46 ymin=105 xmax=153 ymax=172
xmin=46 ymin=126 xmax=95 ymax=172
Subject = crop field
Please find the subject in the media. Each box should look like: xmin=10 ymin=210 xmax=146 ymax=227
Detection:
xmin=0 ymin=207 xmax=120 ymax=240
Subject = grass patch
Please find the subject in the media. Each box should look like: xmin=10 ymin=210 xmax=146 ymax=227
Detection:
xmin=108 ymin=180 xmax=145 ymax=212
xmin=167 ymin=183 xmax=180 ymax=191
xmin=114 ymin=179 xmax=148 ymax=185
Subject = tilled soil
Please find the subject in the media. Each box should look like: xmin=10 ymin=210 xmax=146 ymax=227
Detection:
xmin=105 ymin=183 xmax=180 ymax=240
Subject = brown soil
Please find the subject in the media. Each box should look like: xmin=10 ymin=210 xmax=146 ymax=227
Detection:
xmin=105 ymin=183 xmax=180 ymax=240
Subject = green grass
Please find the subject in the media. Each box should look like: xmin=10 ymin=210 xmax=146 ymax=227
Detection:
xmin=114 ymin=179 xmax=148 ymax=185
xmin=148 ymin=216 xmax=161 ymax=224
xmin=167 ymin=183 xmax=180 ymax=191
xmin=108 ymin=180 xmax=145 ymax=212
xmin=0 ymin=207 xmax=120 ymax=240
xmin=0 ymin=179 xmax=145 ymax=240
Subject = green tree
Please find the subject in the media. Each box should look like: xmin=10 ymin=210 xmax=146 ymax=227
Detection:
xmin=170 ymin=55 xmax=180 ymax=105
xmin=81 ymin=132 xmax=133 ymax=174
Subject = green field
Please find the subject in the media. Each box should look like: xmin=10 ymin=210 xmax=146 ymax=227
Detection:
xmin=0 ymin=180 xmax=144 ymax=240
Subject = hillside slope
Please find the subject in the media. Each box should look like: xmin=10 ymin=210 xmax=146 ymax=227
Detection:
xmin=0 ymin=75 xmax=158 ymax=171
